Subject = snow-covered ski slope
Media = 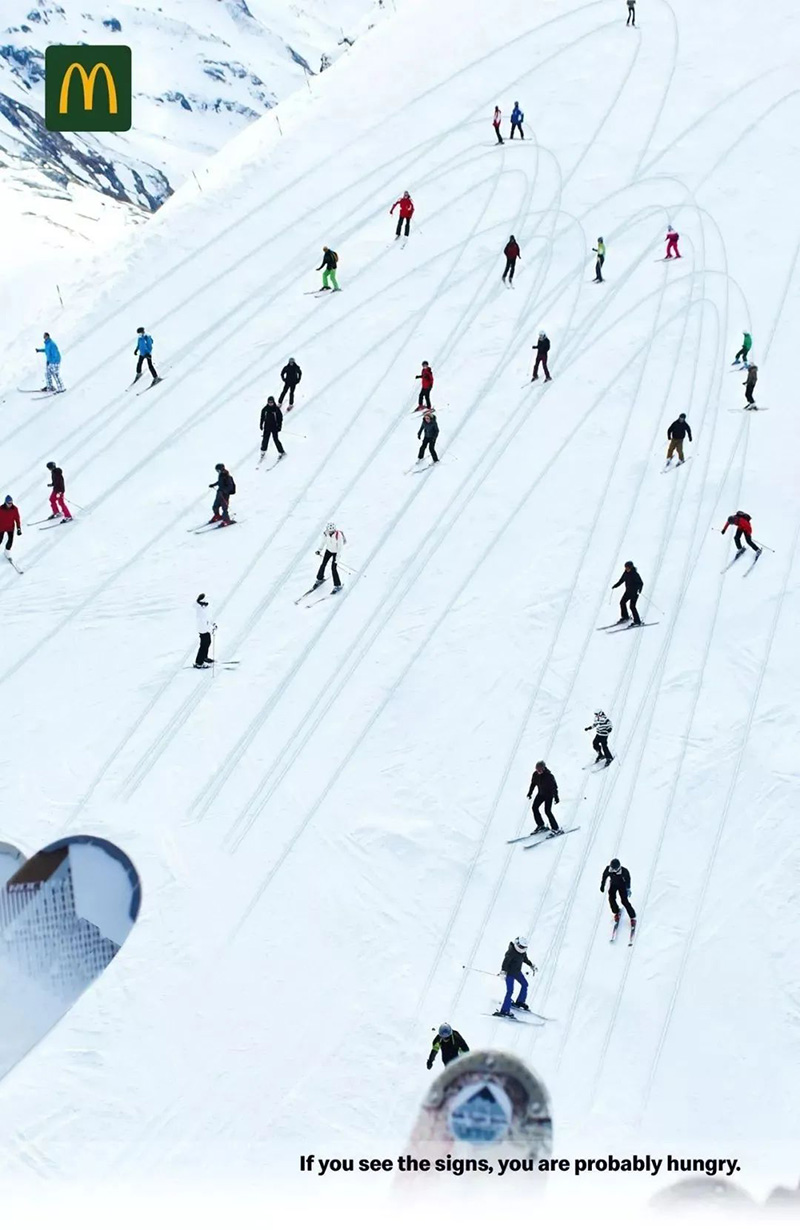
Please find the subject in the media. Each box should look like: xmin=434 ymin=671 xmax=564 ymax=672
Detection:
xmin=1 ymin=0 xmax=799 ymax=1202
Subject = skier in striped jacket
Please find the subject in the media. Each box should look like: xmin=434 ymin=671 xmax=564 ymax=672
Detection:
xmin=585 ymin=711 xmax=614 ymax=765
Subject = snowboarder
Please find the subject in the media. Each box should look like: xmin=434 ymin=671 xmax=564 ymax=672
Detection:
xmin=278 ymin=357 xmax=302 ymax=407
xmin=502 ymin=235 xmax=520 ymax=284
xmin=317 ymin=246 xmax=340 ymax=291
xmin=315 ymin=521 xmax=347 ymax=591
xmin=722 ymin=510 xmax=760 ymax=555
xmin=416 ymin=361 xmax=434 ymax=409
xmin=666 ymin=412 xmax=692 ymax=464
xmin=390 ymin=191 xmax=415 ymax=239
xmin=526 ymin=761 xmax=560 ymax=833
xmin=208 ymin=463 xmax=235 ymax=524
xmin=259 ymin=397 xmax=285 ymax=459
xmin=0 ymin=496 xmax=21 ymax=553
xmin=426 ymin=1023 xmax=470 ymax=1069
xmin=585 ymin=711 xmax=614 ymax=764
xmin=510 ymin=101 xmax=524 ymax=139
xmin=495 ymin=937 xmax=537 ymax=1017
xmin=592 ymin=237 xmax=605 ymax=282
xmin=133 ymin=327 xmax=160 ymax=384
xmin=601 ymin=858 xmax=636 ymax=921
xmin=733 ymin=331 xmax=752 ymax=367
xmin=35 ymin=332 xmax=64 ymax=392
xmin=45 ymin=462 xmax=72 ymax=521
xmin=626 ymin=0 xmax=636 ymax=25
xmin=492 ymin=105 xmax=504 ymax=145
xmin=665 ymin=226 xmax=681 ymax=259
xmin=194 ymin=593 xmax=215 ymax=669
xmin=611 ymin=560 xmax=643 ymax=625
xmin=531 ymin=332 xmax=551 ymax=381
xmin=417 ymin=412 xmax=439 ymax=464
xmin=743 ymin=363 xmax=758 ymax=408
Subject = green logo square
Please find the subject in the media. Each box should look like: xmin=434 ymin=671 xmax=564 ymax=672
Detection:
xmin=45 ymin=45 xmax=131 ymax=132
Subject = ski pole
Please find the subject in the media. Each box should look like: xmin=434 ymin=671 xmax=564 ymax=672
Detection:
xmin=339 ymin=562 xmax=358 ymax=574
xmin=755 ymin=541 xmax=775 ymax=553
xmin=212 ymin=627 xmax=216 ymax=679
xmin=69 ymin=500 xmax=91 ymax=513
xmin=462 ymin=966 xmax=501 ymax=978
xmin=644 ymin=597 xmax=664 ymax=614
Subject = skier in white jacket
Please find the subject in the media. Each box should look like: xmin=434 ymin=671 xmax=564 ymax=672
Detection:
xmin=195 ymin=593 xmax=216 ymax=668
xmin=585 ymin=710 xmax=613 ymax=764
xmin=314 ymin=522 xmax=347 ymax=592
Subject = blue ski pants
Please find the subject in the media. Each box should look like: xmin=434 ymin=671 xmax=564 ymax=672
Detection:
xmin=501 ymin=971 xmax=528 ymax=1013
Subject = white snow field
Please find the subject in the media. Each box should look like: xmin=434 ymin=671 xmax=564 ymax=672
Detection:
xmin=0 ymin=0 xmax=799 ymax=1214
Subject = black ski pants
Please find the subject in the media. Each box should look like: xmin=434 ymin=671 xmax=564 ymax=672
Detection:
xmin=620 ymin=591 xmax=640 ymax=621
xmin=418 ymin=438 xmax=439 ymax=462
xmin=418 ymin=387 xmax=432 ymax=408
xmin=212 ymin=494 xmax=231 ymax=521
xmin=734 ymin=529 xmax=758 ymax=552
xmin=278 ymin=380 xmax=298 ymax=406
xmin=510 ymin=122 xmax=524 ymax=139
xmin=395 ymin=215 xmax=411 ymax=238
xmin=493 ymin=123 xmax=504 ymax=145
xmin=745 ymin=382 xmax=757 ymax=405
xmin=593 ymin=734 xmax=612 ymax=762
xmin=502 ymin=257 xmax=517 ymax=282
xmin=196 ymin=632 xmax=212 ymax=666
xmin=317 ymin=549 xmax=341 ymax=587
xmin=532 ymin=354 xmax=551 ymax=380
xmin=2 ymin=528 xmax=15 ymax=551
xmin=626 ymin=6 xmax=635 ymax=25
xmin=532 ymin=794 xmax=558 ymax=832
xmin=136 ymin=353 xmax=158 ymax=378
xmin=595 ymin=254 xmax=605 ymax=282
xmin=261 ymin=428 xmax=284 ymax=455
xmin=609 ymin=887 xmax=636 ymax=919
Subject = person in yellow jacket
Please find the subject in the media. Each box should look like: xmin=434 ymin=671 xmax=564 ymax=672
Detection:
xmin=592 ymin=237 xmax=606 ymax=283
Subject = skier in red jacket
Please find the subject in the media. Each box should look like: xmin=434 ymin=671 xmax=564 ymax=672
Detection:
xmin=502 ymin=235 xmax=520 ymax=284
xmin=722 ymin=511 xmax=760 ymax=556
xmin=416 ymin=361 xmax=434 ymax=409
xmin=390 ymin=191 xmax=415 ymax=239
xmin=665 ymin=226 xmax=681 ymax=259
xmin=0 ymin=496 xmax=22 ymax=553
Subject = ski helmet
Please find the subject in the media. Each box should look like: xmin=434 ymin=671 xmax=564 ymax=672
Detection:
xmin=609 ymin=858 xmax=621 ymax=871
xmin=197 ymin=593 xmax=207 ymax=605
xmin=403 ymin=190 xmax=410 ymax=197
xmin=136 ymin=326 xmax=145 ymax=334
xmin=538 ymin=331 xmax=546 ymax=339
xmin=288 ymin=357 xmax=295 ymax=363
xmin=535 ymin=760 xmax=546 ymax=770
xmin=514 ymin=936 xmax=528 ymax=952
xmin=678 ymin=413 xmax=687 ymax=420
xmin=46 ymin=461 xmax=55 ymax=469
xmin=594 ymin=710 xmax=604 ymax=717
xmin=438 ymin=1023 xmax=453 ymax=1039
xmin=326 ymin=521 xmax=336 ymax=532
xmin=624 ymin=560 xmax=634 ymax=567
xmin=3 ymin=496 xmax=12 ymax=505
xmin=215 ymin=463 xmax=225 ymax=472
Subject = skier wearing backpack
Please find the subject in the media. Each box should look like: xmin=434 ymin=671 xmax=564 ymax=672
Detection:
xmin=417 ymin=412 xmax=439 ymax=464
xmin=45 ymin=462 xmax=72 ymax=521
xmin=585 ymin=711 xmax=614 ymax=765
xmin=492 ymin=105 xmax=504 ymax=145
xmin=317 ymin=246 xmax=340 ymax=291
xmin=601 ymin=859 xmax=636 ymax=921
xmin=733 ymin=331 xmax=752 ymax=367
xmin=133 ymin=327 xmax=160 ymax=384
xmin=611 ymin=560 xmax=643 ymax=625
xmin=744 ymin=364 xmax=759 ymax=408
xmin=35 ymin=332 xmax=64 ymax=392
xmin=259 ymin=397 xmax=285 ymax=460
xmin=722 ymin=511 xmax=760 ymax=556
xmin=278 ymin=357 xmax=302 ymax=407
xmin=494 ymin=937 xmax=537 ymax=1018
xmin=526 ymin=761 xmax=560 ymax=833
xmin=532 ymin=332 xmax=551 ymax=381
xmin=426 ymin=1023 xmax=469 ymax=1069
xmin=502 ymin=235 xmax=520 ymax=284
xmin=208 ymin=464 xmax=236 ymax=524
xmin=416 ymin=361 xmax=434 ymax=408
xmin=314 ymin=521 xmax=347 ymax=592
xmin=666 ymin=413 xmax=692 ymax=464
xmin=390 ymin=191 xmax=415 ymax=239
xmin=510 ymin=101 xmax=524 ymax=139
xmin=665 ymin=226 xmax=681 ymax=259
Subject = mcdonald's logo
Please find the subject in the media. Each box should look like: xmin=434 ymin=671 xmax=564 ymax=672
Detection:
xmin=45 ymin=46 xmax=131 ymax=132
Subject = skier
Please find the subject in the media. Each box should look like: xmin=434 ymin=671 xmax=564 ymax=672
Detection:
xmin=314 ymin=521 xmax=347 ymax=592
xmin=665 ymin=226 xmax=681 ymax=259
xmin=666 ymin=412 xmax=692 ymax=464
xmin=492 ymin=105 xmax=504 ymax=145
xmin=208 ymin=463 xmax=236 ymax=524
xmin=390 ymin=191 xmax=415 ymax=239
xmin=417 ymin=412 xmax=439 ymax=464
xmin=133 ymin=327 xmax=160 ymax=384
xmin=592 ymin=237 xmax=605 ymax=282
xmin=510 ymin=101 xmax=524 ymax=139
xmin=626 ymin=0 xmax=636 ymax=25
xmin=278 ymin=357 xmax=302 ymax=407
xmin=743 ymin=363 xmax=758 ymax=408
xmin=531 ymin=332 xmax=551 ymax=381
xmin=416 ymin=361 xmax=434 ymax=409
xmin=721 ymin=510 xmax=760 ymax=556
xmin=611 ymin=560 xmax=643 ymax=625
xmin=317 ymin=246 xmax=340 ymax=291
xmin=502 ymin=235 xmax=520 ymax=284
xmin=35 ymin=332 xmax=64 ymax=392
xmin=601 ymin=858 xmax=636 ymax=922
xmin=426 ymin=1023 xmax=469 ymax=1069
xmin=526 ymin=761 xmax=560 ymax=834
xmin=0 ymin=496 xmax=21 ymax=554
xmin=733 ymin=331 xmax=752 ymax=367
xmin=259 ymin=396 xmax=285 ymax=460
xmin=495 ymin=937 xmax=537 ymax=1018
xmin=194 ymin=593 xmax=215 ymax=669
xmin=45 ymin=462 xmax=72 ymax=521
xmin=585 ymin=711 xmax=614 ymax=764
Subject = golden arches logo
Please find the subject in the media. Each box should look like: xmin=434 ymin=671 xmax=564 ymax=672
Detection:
xmin=58 ymin=61 xmax=118 ymax=115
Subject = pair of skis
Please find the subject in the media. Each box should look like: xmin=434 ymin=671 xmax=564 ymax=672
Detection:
xmin=611 ymin=912 xmax=637 ymax=946
xmin=597 ymin=619 xmax=659 ymax=633
xmin=189 ymin=520 xmax=238 ymax=534
xmin=721 ymin=548 xmax=762 ymax=575
xmin=4 ymin=554 xmax=23 ymax=575
xmin=294 ymin=579 xmax=343 ymax=607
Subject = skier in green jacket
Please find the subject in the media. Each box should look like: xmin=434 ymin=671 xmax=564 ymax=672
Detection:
xmin=733 ymin=331 xmax=752 ymax=367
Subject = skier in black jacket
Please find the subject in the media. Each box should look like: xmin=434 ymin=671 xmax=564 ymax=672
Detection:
xmin=259 ymin=396 xmax=285 ymax=459
xmin=495 ymin=936 xmax=537 ymax=1017
xmin=426 ymin=1023 xmax=469 ymax=1069
xmin=527 ymin=760 xmax=560 ymax=833
xmin=417 ymin=411 xmax=439 ymax=463
xmin=209 ymin=463 xmax=236 ymax=524
xmin=666 ymin=413 xmax=692 ymax=464
xmin=611 ymin=561 xmax=643 ymax=625
xmin=600 ymin=858 xmax=636 ymax=920
xmin=531 ymin=332 xmax=551 ymax=381
xmin=279 ymin=358 xmax=302 ymax=407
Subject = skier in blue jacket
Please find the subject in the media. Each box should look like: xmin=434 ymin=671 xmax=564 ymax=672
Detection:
xmin=510 ymin=102 xmax=525 ymax=139
xmin=133 ymin=327 xmax=160 ymax=384
xmin=35 ymin=332 xmax=64 ymax=392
